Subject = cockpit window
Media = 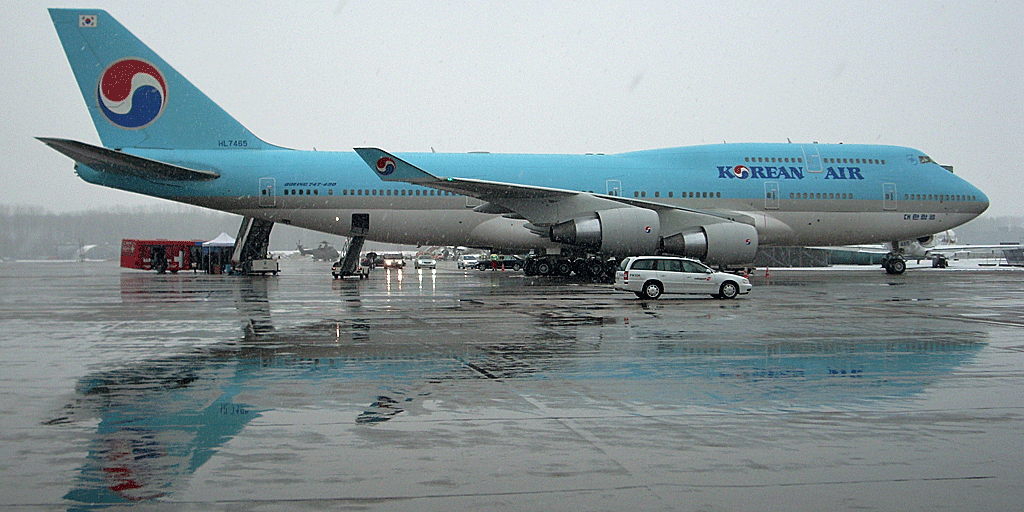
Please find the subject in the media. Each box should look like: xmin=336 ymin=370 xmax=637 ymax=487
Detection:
xmin=919 ymin=155 xmax=934 ymax=164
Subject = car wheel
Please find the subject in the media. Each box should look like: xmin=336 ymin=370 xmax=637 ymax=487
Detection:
xmin=641 ymin=281 xmax=662 ymax=300
xmin=719 ymin=281 xmax=739 ymax=299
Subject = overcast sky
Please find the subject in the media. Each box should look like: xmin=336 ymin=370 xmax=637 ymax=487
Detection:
xmin=4 ymin=1 xmax=1022 ymax=216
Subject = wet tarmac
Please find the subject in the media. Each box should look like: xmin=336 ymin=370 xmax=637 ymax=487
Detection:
xmin=1 ymin=259 xmax=1023 ymax=511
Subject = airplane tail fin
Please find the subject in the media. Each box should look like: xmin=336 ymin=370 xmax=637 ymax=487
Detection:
xmin=49 ymin=9 xmax=273 ymax=150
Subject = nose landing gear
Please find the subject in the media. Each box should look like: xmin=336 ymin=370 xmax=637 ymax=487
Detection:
xmin=881 ymin=254 xmax=906 ymax=275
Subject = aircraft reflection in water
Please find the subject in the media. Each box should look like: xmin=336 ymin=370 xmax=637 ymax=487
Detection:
xmin=53 ymin=275 xmax=983 ymax=506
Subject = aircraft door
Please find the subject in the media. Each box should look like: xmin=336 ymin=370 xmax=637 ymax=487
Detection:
xmin=764 ymin=182 xmax=780 ymax=210
xmin=259 ymin=178 xmax=276 ymax=207
xmin=802 ymin=145 xmax=822 ymax=173
xmin=606 ymin=180 xmax=622 ymax=197
xmin=351 ymin=213 xmax=370 ymax=236
xmin=883 ymin=183 xmax=898 ymax=211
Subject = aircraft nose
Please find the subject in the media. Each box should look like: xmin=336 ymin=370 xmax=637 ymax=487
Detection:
xmin=975 ymin=188 xmax=990 ymax=215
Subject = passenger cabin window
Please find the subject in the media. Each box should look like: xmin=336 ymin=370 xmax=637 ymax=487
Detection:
xmin=630 ymin=259 xmax=655 ymax=270
xmin=658 ymin=259 xmax=682 ymax=272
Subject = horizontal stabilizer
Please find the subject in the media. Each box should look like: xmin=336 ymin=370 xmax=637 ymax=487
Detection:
xmin=354 ymin=147 xmax=577 ymax=199
xmin=353 ymin=148 xmax=439 ymax=184
xmin=38 ymin=138 xmax=220 ymax=181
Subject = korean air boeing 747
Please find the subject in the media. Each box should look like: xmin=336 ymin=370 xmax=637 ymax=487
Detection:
xmin=40 ymin=9 xmax=989 ymax=275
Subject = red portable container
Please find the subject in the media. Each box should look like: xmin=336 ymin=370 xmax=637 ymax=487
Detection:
xmin=120 ymin=239 xmax=203 ymax=273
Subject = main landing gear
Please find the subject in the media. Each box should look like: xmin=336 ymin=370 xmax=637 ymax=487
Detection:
xmin=523 ymin=256 xmax=618 ymax=282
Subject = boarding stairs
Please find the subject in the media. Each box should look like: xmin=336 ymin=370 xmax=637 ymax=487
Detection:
xmin=231 ymin=216 xmax=277 ymax=274
xmin=332 ymin=213 xmax=370 ymax=279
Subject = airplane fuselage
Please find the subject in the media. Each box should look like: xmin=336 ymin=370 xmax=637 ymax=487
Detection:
xmin=75 ymin=142 xmax=986 ymax=253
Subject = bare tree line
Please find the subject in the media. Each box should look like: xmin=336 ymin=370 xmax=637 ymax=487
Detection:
xmin=0 ymin=205 xmax=349 ymax=260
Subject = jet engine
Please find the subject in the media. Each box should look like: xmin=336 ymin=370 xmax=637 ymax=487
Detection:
xmin=890 ymin=230 xmax=957 ymax=257
xmin=549 ymin=208 xmax=660 ymax=255
xmin=916 ymin=230 xmax=956 ymax=248
xmin=549 ymin=208 xmax=759 ymax=265
xmin=660 ymin=222 xmax=759 ymax=266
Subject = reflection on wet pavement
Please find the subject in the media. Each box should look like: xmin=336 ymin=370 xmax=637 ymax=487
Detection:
xmin=1 ymin=260 xmax=1023 ymax=509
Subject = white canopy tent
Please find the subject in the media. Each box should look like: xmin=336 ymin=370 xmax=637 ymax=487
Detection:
xmin=203 ymin=232 xmax=235 ymax=247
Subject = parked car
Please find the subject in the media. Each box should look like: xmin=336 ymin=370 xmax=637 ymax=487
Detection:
xmin=414 ymin=256 xmax=437 ymax=269
xmin=615 ymin=256 xmax=751 ymax=299
xmin=457 ymin=254 xmax=481 ymax=269
xmin=475 ymin=255 xmax=524 ymax=271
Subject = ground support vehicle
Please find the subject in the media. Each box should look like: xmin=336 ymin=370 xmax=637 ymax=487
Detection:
xmin=121 ymin=239 xmax=203 ymax=274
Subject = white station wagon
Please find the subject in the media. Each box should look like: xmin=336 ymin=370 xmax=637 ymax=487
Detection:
xmin=615 ymin=256 xmax=752 ymax=300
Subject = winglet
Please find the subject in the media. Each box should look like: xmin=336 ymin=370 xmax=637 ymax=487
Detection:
xmin=353 ymin=148 xmax=439 ymax=184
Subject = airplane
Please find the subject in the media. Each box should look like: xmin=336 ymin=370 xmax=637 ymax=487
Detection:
xmin=39 ymin=9 xmax=989 ymax=277
xmin=818 ymin=230 xmax=1023 ymax=268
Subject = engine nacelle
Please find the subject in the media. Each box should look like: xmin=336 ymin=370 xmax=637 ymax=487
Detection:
xmin=661 ymin=222 xmax=758 ymax=266
xmin=550 ymin=208 xmax=660 ymax=256
xmin=915 ymin=230 xmax=955 ymax=249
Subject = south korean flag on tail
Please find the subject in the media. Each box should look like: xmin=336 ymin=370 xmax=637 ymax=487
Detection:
xmin=79 ymin=14 xmax=97 ymax=28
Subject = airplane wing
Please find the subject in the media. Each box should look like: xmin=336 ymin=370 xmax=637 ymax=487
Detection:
xmin=353 ymin=147 xmax=752 ymax=227
xmin=814 ymin=241 xmax=1023 ymax=263
xmin=38 ymin=138 xmax=221 ymax=181
xmin=924 ymin=243 xmax=1023 ymax=260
